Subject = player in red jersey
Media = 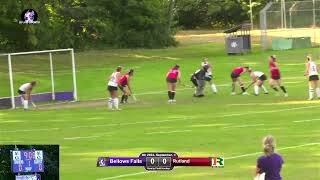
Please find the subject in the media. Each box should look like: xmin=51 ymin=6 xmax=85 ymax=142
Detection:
xmin=119 ymin=69 xmax=134 ymax=104
xmin=231 ymin=66 xmax=250 ymax=95
xmin=166 ymin=64 xmax=181 ymax=103
xmin=269 ymin=55 xmax=288 ymax=97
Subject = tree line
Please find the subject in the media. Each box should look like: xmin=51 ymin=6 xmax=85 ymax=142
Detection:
xmin=0 ymin=0 xmax=271 ymax=51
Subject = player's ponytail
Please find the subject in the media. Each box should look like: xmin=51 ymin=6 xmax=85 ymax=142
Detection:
xmin=31 ymin=80 xmax=37 ymax=86
xmin=263 ymin=135 xmax=275 ymax=157
xmin=116 ymin=66 xmax=122 ymax=72
xmin=307 ymin=56 xmax=312 ymax=61
xmin=128 ymin=69 xmax=134 ymax=76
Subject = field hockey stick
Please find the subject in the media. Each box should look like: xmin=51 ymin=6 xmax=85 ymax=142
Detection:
xmin=31 ymin=101 xmax=37 ymax=108
xmin=132 ymin=95 xmax=137 ymax=101
xmin=131 ymin=93 xmax=137 ymax=101
xmin=129 ymin=90 xmax=137 ymax=102
xmin=245 ymin=81 xmax=255 ymax=90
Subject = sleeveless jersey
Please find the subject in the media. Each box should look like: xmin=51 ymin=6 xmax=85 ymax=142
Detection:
xmin=119 ymin=74 xmax=129 ymax=86
xmin=307 ymin=61 xmax=318 ymax=76
xmin=108 ymin=72 xmax=120 ymax=87
xmin=19 ymin=83 xmax=31 ymax=92
xmin=253 ymin=71 xmax=264 ymax=78
xmin=167 ymin=68 xmax=179 ymax=79
xmin=232 ymin=67 xmax=244 ymax=74
xmin=269 ymin=61 xmax=280 ymax=77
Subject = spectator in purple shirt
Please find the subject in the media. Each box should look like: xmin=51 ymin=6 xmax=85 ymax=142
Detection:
xmin=256 ymin=135 xmax=284 ymax=180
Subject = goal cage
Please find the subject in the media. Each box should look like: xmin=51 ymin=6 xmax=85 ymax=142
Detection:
xmin=0 ymin=48 xmax=78 ymax=109
xmin=260 ymin=0 xmax=320 ymax=50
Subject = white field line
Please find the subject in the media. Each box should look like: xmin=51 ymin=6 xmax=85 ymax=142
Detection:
xmin=96 ymin=142 xmax=320 ymax=180
xmin=293 ymin=118 xmax=320 ymax=123
xmin=145 ymin=129 xmax=192 ymax=135
xmin=219 ymin=105 xmax=320 ymax=118
xmin=226 ymin=142 xmax=320 ymax=160
xmin=2 ymin=127 xmax=60 ymax=133
xmin=2 ymin=105 xmax=320 ymax=133
xmin=63 ymin=136 xmax=101 ymax=140
xmin=222 ymin=124 xmax=264 ymax=129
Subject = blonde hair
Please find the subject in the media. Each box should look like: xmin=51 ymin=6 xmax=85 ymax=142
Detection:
xmin=263 ymin=135 xmax=275 ymax=157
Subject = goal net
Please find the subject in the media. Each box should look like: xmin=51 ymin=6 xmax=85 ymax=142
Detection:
xmin=0 ymin=49 xmax=78 ymax=109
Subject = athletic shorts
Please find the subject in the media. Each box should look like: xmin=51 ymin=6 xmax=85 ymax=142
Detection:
xmin=309 ymin=75 xmax=319 ymax=81
xmin=231 ymin=73 xmax=240 ymax=80
xmin=18 ymin=90 xmax=26 ymax=95
xmin=108 ymin=85 xmax=118 ymax=92
xmin=258 ymin=74 xmax=267 ymax=81
xmin=271 ymin=76 xmax=281 ymax=80
xmin=205 ymin=75 xmax=212 ymax=81
xmin=166 ymin=77 xmax=177 ymax=83
xmin=118 ymin=85 xmax=127 ymax=92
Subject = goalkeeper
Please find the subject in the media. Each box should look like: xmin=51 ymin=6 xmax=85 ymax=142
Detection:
xmin=191 ymin=65 xmax=209 ymax=97
xmin=18 ymin=81 xmax=37 ymax=110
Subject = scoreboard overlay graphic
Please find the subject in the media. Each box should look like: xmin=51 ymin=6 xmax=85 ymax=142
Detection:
xmin=11 ymin=149 xmax=44 ymax=173
xmin=97 ymin=152 xmax=224 ymax=171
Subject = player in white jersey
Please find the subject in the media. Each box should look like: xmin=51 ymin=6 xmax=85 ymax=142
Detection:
xmin=249 ymin=70 xmax=268 ymax=96
xmin=304 ymin=56 xmax=320 ymax=100
xmin=107 ymin=66 xmax=122 ymax=110
xmin=201 ymin=57 xmax=217 ymax=93
xmin=18 ymin=81 xmax=37 ymax=110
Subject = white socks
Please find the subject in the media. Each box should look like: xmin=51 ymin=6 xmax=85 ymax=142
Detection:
xmin=108 ymin=98 xmax=113 ymax=110
xmin=113 ymin=98 xmax=119 ymax=110
xmin=108 ymin=98 xmax=119 ymax=110
xmin=309 ymin=88 xmax=314 ymax=99
xmin=261 ymin=85 xmax=268 ymax=93
xmin=254 ymin=85 xmax=259 ymax=95
xmin=23 ymin=100 xmax=28 ymax=109
xmin=317 ymin=88 xmax=320 ymax=98
xmin=211 ymin=84 xmax=217 ymax=93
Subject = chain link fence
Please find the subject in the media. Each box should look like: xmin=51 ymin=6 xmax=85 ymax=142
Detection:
xmin=260 ymin=0 xmax=320 ymax=50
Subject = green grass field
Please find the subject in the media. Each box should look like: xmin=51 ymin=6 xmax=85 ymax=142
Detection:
xmin=0 ymin=42 xmax=320 ymax=179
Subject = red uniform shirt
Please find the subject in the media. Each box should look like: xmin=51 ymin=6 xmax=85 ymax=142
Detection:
xmin=167 ymin=68 xmax=180 ymax=79
xmin=119 ymin=74 xmax=128 ymax=86
xmin=232 ymin=67 xmax=245 ymax=74
xmin=269 ymin=61 xmax=280 ymax=78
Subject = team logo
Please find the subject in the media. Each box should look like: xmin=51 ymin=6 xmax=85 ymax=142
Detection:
xmin=231 ymin=41 xmax=238 ymax=48
xmin=19 ymin=9 xmax=40 ymax=24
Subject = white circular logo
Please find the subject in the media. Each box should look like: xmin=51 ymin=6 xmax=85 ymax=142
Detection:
xmin=231 ymin=41 xmax=238 ymax=48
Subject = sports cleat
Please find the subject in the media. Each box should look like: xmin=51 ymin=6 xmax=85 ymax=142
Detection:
xmin=264 ymin=92 xmax=269 ymax=95
xmin=168 ymin=99 xmax=173 ymax=104
xmin=284 ymin=93 xmax=288 ymax=97
xmin=254 ymin=93 xmax=258 ymax=96
xmin=242 ymin=92 xmax=249 ymax=95
xmin=172 ymin=99 xmax=176 ymax=103
xmin=231 ymin=92 xmax=236 ymax=95
xmin=308 ymin=98 xmax=313 ymax=101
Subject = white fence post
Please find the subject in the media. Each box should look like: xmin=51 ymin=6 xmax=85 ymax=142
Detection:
xmin=8 ymin=54 xmax=15 ymax=109
xmin=49 ymin=53 xmax=55 ymax=100
xmin=71 ymin=49 xmax=78 ymax=101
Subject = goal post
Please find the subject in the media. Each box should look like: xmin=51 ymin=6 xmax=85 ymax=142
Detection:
xmin=0 ymin=48 xmax=78 ymax=109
